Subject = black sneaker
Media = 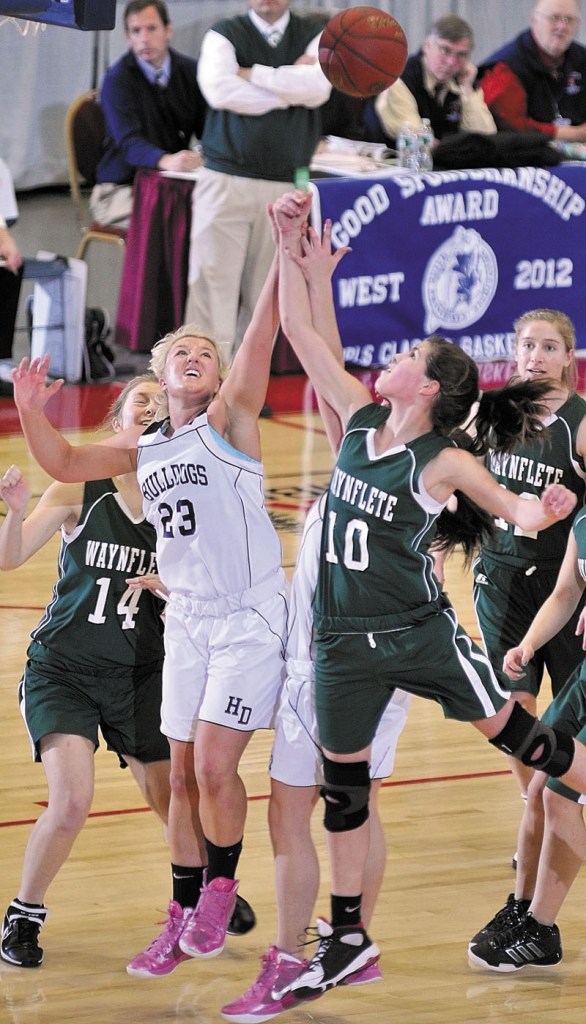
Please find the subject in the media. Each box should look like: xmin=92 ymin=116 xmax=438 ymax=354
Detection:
xmin=226 ymin=894 xmax=256 ymax=936
xmin=1 ymin=901 xmax=48 ymax=968
xmin=468 ymin=913 xmax=562 ymax=972
xmin=278 ymin=918 xmax=380 ymax=999
xmin=469 ymin=893 xmax=530 ymax=948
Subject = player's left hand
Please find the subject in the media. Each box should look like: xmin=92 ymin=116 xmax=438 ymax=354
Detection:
xmin=288 ymin=221 xmax=350 ymax=282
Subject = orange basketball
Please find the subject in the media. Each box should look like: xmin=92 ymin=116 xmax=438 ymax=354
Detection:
xmin=318 ymin=7 xmax=408 ymax=98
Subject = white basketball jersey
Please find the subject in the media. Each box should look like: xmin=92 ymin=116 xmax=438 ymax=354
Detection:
xmin=137 ymin=414 xmax=283 ymax=600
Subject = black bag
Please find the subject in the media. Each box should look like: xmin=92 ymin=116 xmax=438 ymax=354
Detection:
xmin=433 ymin=130 xmax=563 ymax=170
xmin=82 ymin=307 xmax=116 ymax=382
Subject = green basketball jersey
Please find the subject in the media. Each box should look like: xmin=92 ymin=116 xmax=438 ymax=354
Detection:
xmin=31 ymin=479 xmax=163 ymax=667
xmin=574 ymin=505 xmax=586 ymax=580
xmin=315 ymin=403 xmax=454 ymax=634
xmin=483 ymin=392 xmax=586 ymax=569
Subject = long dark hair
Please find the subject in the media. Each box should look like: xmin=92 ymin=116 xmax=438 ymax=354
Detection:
xmin=423 ymin=337 xmax=553 ymax=565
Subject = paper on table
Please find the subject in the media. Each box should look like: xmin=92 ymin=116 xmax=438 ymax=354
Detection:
xmin=159 ymin=169 xmax=201 ymax=181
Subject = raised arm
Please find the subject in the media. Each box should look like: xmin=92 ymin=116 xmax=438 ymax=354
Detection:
xmin=274 ymin=191 xmax=371 ymax=429
xmin=0 ymin=465 xmax=82 ymax=570
xmin=427 ymin=446 xmax=577 ymax=533
xmin=221 ymin=246 xmax=280 ymax=422
xmin=12 ymin=357 xmax=138 ymax=482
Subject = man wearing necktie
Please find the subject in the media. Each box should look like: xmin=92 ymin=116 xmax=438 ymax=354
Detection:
xmin=375 ymin=14 xmax=496 ymax=149
xmin=185 ymin=0 xmax=331 ymax=366
xmin=90 ymin=0 xmax=207 ymax=229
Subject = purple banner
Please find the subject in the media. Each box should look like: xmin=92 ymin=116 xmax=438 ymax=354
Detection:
xmin=310 ymin=164 xmax=586 ymax=368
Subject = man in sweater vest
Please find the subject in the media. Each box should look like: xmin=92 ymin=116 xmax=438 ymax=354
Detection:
xmin=91 ymin=0 xmax=207 ymax=229
xmin=478 ymin=0 xmax=586 ymax=143
xmin=375 ymin=14 xmax=496 ymax=149
xmin=185 ymin=0 xmax=331 ymax=365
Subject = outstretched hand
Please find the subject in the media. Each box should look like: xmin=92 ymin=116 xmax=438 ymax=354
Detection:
xmin=287 ymin=221 xmax=351 ymax=285
xmin=11 ymin=356 xmax=64 ymax=415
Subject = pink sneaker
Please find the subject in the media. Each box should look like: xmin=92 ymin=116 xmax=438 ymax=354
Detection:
xmin=126 ymin=901 xmax=194 ymax=978
xmin=340 ymin=961 xmax=382 ymax=986
xmin=221 ymin=946 xmax=308 ymax=1023
xmin=179 ymin=876 xmax=238 ymax=959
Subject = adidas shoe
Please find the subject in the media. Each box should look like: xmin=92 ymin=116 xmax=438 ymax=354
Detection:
xmin=277 ymin=918 xmax=380 ymax=999
xmin=469 ymin=893 xmax=530 ymax=949
xmin=1 ymin=900 xmax=48 ymax=968
xmin=227 ymin=894 xmax=256 ymax=936
xmin=126 ymin=901 xmax=194 ymax=977
xmin=468 ymin=913 xmax=562 ymax=972
xmin=221 ymin=945 xmax=313 ymax=1022
xmin=179 ymin=876 xmax=238 ymax=959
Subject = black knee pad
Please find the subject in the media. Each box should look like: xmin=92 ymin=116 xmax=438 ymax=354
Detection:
xmin=321 ymin=756 xmax=371 ymax=833
xmin=489 ymin=702 xmax=575 ymax=778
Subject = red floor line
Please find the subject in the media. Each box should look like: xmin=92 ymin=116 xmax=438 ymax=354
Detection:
xmin=0 ymin=767 xmax=512 ymax=829
xmin=380 ymin=768 xmax=511 ymax=788
xmin=0 ymin=604 xmax=45 ymax=611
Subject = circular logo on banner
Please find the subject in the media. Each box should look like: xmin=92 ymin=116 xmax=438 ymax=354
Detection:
xmin=422 ymin=226 xmax=498 ymax=334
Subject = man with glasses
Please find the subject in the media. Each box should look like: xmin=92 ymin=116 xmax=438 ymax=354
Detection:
xmin=375 ymin=15 xmax=496 ymax=146
xmin=479 ymin=0 xmax=586 ymax=141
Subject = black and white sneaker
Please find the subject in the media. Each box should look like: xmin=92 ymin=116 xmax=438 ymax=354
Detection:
xmin=469 ymin=893 xmax=530 ymax=949
xmin=226 ymin=894 xmax=256 ymax=936
xmin=468 ymin=913 xmax=562 ymax=972
xmin=1 ymin=900 xmax=48 ymax=968
xmin=277 ymin=918 xmax=380 ymax=999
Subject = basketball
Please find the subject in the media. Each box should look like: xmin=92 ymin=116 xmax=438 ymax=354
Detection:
xmin=318 ymin=7 xmax=408 ymax=98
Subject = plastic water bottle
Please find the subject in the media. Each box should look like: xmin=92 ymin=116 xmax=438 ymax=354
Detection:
xmin=418 ymin=119 xmax=434 ymax=171
xmin=396 ymin=124 xmax=420 ymax=170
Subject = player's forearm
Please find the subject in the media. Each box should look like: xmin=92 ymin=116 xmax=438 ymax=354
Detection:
xmin=523 ymin=591 xmax=580 ymax=654
xmin=0 ymin=509 xmax=26 ymax=570
xmin=18 ymin=408 xmax=75 ymax=481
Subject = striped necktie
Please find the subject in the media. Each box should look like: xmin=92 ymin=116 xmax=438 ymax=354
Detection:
xmin=266 ymin=28 xmax=282 ymax=47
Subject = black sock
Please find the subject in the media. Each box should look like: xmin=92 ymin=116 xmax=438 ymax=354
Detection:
xmin=205 ymin=838 xmax=242 ymax=882
xmin=171 ymin=865 xmax=205 ymax=909
xmin=331 ymin=894 xmax=362 ymax=929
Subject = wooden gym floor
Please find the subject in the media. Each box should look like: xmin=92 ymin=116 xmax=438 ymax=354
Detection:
xmin=0 ymin=375 xmax=585 ymax=1024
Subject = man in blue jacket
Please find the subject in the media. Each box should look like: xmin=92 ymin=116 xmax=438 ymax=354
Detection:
xmin=91 ymin=0 xmax=207 ymax=228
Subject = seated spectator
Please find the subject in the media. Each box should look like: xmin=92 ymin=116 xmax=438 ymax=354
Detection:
xmin=375 ymin=14 xmax=496 ymax=146
xmin=479 ymin=0 xmax=586 ymax=142
xmin=91 ymin=0 xmax=207 ymax=229
xmin=0 ymin=215 xmax=23 ymax=394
